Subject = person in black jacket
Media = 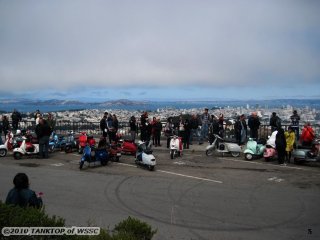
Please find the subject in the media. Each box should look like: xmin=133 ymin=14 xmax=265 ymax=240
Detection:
xmin=11 ymin=109 xmax=22 ymax=131
xmin=183 ymin=118 xmax=191 ymax=149
xmin=100 ymin=112 xmax=108 ymax=138
xmin=276 ymin=128 xmax=287 ymax=165
xmin=6 ymin=173 xmax=43 ymax=208
xmin=234 ymin=116 xmax=242 ymax=145
xmin=153 ymin=117 xmax=163 ymax=147
xmin=189 ymin=114 xmax=199 ymax=145
xmin=2 ymin=115 xmax=10 ymax=140
xmin=129 ymin=116 xmax=137 ymax=142
xmin=35 ymin=118 xmax=52 ymax=159
xmin=270 ymin=112 xmax=281 ymax=132
xmin=140 ymin=112 xmax=148 ymax=142
xmin=248 ymin=112 xmax=260 ymax=139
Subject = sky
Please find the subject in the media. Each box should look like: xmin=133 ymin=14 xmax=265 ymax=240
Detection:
xmin=0 ymin=0 xmax=320 ymax=101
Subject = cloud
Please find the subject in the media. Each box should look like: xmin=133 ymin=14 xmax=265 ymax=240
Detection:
xmin=0 ymin=0 xmax=319 ymax=95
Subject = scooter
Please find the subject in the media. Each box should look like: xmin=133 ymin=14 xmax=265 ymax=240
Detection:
xmin=205 ymin=134 xmax=241 ymax=157
xmin=170 ymin=135 xmax=183 ymax=159
xmin=120 ymin=139 xmax=137 ymax=156
xmin=64 ymin=131 xmax=78 ymax=153
xmin=293 ymin=138 xmax=320 ymax=164
xmin=135 ymin=141 xmax=156 ymax=171
xmin=78 ymin=132 xmax=89 ymax=154
xmin=264 ymin=131 xmax=278 ymax=161
xmin=13 ymin=134 xmax=39 ymax=160
xmin=48 ymin=132 xmax=66 ymax=152
xmin=107 ymin=142 xmax=122 ymax=162
xmin=0 ymin=132 xmax=14 ymax=157
xmin=79 ymin=144 xmax=109 ymax=170
xmin=243 ymin=138 xmax=266 ymax=160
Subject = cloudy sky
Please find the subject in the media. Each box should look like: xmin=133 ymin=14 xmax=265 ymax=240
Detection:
xmin=0 ymin=0 xmax=319 ymax=101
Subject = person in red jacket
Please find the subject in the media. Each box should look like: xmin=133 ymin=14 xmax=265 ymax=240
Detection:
xmin=300 ymin=123 xmax=315 ymax=147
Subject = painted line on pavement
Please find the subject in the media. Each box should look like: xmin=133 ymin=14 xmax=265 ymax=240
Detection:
xmin=157 ymin=170 xmax=223 ymax=184
xmin=221 ymin=158 xmax=304 ymax=170
xmin=116 ymin=162 xmax=137 ymax=168
xmin=115 ymin=162 xmax=222 ymax=183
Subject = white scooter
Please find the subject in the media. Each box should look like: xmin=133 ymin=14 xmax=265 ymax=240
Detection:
xmin=206 ymin=134 xmax=241 ymax=157
xmin=0 ymin=132 xmax=13 ymax=157
xmin=135 ymin=141 xmax=156 ymax=171
xmin=13 ymin=136 xmax=40 ymax=160
xmin=170 ymin=135 xmax=183 ymax=159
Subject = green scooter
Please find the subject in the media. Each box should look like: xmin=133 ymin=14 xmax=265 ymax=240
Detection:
xmin=243 ymin=138 xmax=266 ymax=160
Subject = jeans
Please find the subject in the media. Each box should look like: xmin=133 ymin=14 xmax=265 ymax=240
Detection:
xmin=189 ymin=129 xmax=198 ymax=144
xmin=199 ymin=124 xmax=208 ymax=143
xmin=39 ymin=136 xmax=50 ymax=158
xmin=130 ymin=131 xmax=136 ymax=142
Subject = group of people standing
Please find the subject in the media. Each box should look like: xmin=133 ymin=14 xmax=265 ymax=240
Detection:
xmin=99 ymin=112 xmax=119 ymax=143
xmin=0 ymin=109 xmax=22 ymax=144
xmin=139 ymin=112 xmax=163 ymax=147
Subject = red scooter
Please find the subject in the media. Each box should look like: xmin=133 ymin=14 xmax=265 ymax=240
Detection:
xmin=78 ymin=133 xmax=96 ymax=154
xmin=120 ymin=139 xmax=137 ymax=156
xmin=107 ymin=142 xmax=122 ymax=162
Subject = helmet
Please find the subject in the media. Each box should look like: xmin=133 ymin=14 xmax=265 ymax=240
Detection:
xmin=16 ymin=130 xmax=21 ymax=135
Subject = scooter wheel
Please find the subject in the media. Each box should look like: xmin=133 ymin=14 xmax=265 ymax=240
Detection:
xmin=48 ymin=145 xmax=55 ymax=153
xmin=79 ymin=161 xmax=84 ymax=170
xmin=0 ymin=149 xmax=7 ymax=157
xmin=148 ymin=165 xmax=155 ymax=171
xmin=245 ymin=153 xmax=253 ymax=161
xmin=65 ymin=146 xmax=72 ymax=153
xmin=206 ymin=149 xmax=214 ymax=156
xmin=115 ymin=156 xmax=120 ymax=162
xmin=101 ymin=160 xmax=107 ymax=166
xmin=264 ymin=157 xmax=270 ymax=162
xmin=231 ymin=152 xmax=240 ymax=157
xmin=13 ymin=152 xmax=22 ymax=160
xmin=170 ymin=151 xmax=174 ymax=159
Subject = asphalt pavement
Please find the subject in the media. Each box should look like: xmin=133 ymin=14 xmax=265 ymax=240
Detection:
xmin=0 ymin=142 xmax=320 ymax=240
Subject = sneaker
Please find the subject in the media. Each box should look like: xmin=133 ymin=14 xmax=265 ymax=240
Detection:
xmin=280 ymin=163 xmax=287 ymax=166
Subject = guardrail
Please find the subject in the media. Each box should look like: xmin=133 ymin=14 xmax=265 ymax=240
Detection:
xmin=10 ymin=120 xmax=320 ymax=140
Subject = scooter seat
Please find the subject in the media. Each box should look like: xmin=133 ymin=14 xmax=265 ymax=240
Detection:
xmin=297 ymin=145 xmax=312 ymax=149
xmin=257 ymin=139 xmax=266 ymax=145
xmin=223 ymin=139 xmax=238 ymax=144
xmin=144 ymin=149 xmax=153 ymax=154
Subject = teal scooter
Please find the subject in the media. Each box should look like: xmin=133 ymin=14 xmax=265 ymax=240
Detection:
xmin=243 ymin=138 xmax=266 ymax=160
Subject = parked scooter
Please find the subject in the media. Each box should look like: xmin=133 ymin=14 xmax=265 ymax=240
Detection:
xmin=243 ymin=138 xmax=266 ymax=160
xmin=135 ymin=141 xmax=156 ymax=171
xmin=48 ymin=132 xmax=66 ymax=152
xmin=13 ymin=134 xmax=39 ymax=160
xmin=264 ymin=131 xmax=278 ymax=161
xmin=64 ymin=131 xmax=78 ymax=153
xmin=107 ymin=142 xmax=122 ymax=162
xmin=120 ymin=139 xmax=137 ymax=156
xmin=293 ymin=138 xmax=320 ymax=164
xmin=0 ymin=131 xmax=14 ymax=157
xmin=79 ymin=144 xmax=109 ymax=170
xmin=170 ymin=135 xmax=183 ymax=159
xmin=206 ymin=134 xmax=241 ymax=157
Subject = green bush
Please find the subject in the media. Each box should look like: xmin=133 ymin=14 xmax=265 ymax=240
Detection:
xmin=113 ymin=216 xmax=157 ymax=240
xmin=0 ymin=202 xmax=156 ymax=240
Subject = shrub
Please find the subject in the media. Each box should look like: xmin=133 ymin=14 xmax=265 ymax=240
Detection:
xmin=113 ymin=216 xmax=157 ymax=240
xmin=0 ymin=202 xmax=156 ymax=240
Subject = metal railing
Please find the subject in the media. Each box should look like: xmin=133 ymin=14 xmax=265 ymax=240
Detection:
xmin=8 ymin=120 xmax=320 ymax=140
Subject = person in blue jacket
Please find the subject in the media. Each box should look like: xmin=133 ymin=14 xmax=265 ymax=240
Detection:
xmin=5 ymin=173 xmax=43 ymax=208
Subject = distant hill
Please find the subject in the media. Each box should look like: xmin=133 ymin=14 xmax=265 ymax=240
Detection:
xmin=0 ymin=98 xmax=319 ymax=113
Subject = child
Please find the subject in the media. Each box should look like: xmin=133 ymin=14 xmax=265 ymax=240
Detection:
xmin=285 ymin=127 xmax=296 ymax=163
